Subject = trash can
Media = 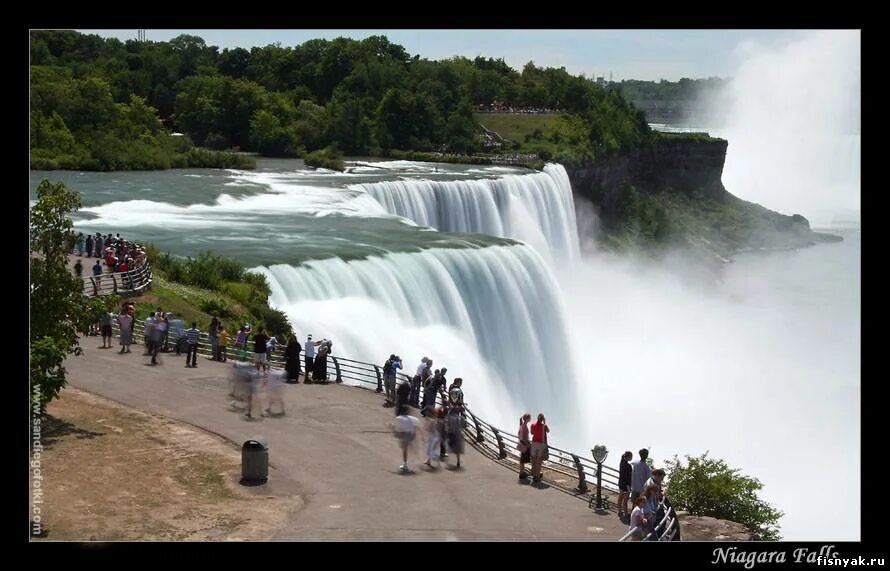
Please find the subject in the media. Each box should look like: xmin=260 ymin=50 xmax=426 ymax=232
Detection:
xmin=240 ymin=436 xmax=268 ymax=486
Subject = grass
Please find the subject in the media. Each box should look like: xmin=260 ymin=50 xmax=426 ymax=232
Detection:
xmin=129 ymin=276 xmax=252 ymax=336
xmin=474 ymin=113 xmax=563 ymax=147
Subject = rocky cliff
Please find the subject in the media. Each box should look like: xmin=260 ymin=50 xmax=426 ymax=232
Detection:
xmin=565 ymin=136 xmax=839 ymax=261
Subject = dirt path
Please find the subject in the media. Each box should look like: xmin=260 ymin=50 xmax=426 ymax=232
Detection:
xmin=32 ymin=388 xmax=301 ymax=541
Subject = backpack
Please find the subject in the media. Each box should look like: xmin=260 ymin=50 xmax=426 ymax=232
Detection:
xmin=383 ymin=359 xmax=393 ymax=375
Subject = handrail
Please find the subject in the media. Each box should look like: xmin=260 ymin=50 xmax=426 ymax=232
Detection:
xmin=617 ymin=498 xmax=682 ymax=542
xmin=110 ymin=318 xmax=682 ymax=539
xmin=80 ymin=258 xmax=153 ymax=298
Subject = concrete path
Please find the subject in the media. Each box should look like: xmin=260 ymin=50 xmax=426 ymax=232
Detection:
xmin=65 ymin=343 xmax=627 ymax=541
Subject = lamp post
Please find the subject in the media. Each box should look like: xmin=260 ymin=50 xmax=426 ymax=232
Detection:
xmin=591 ymin=445 xmax=608 ymax=512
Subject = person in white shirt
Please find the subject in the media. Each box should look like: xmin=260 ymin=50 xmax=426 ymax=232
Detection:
xmin=393 ymin=403 xmax=420 ymax=473
xmin=628 ymin=495 xmax=648 ymax=541
xmin=304 ymin=334 xmax=316 ymax=382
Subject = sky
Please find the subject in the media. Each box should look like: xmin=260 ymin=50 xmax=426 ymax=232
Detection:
xmin=74 ymin=29 xmax=824 ymax=81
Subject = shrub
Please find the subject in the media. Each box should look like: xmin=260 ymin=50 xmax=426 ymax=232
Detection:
xmin=665 ymin=452 xmax=783 ymax=540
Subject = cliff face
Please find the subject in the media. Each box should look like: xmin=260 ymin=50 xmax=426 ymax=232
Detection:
xmin=566 ymin=138 xmax=729 ymax=207
xmin=565 ymin=137 xmax=833 ymax=260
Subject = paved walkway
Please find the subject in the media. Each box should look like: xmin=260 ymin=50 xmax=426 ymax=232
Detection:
xmin=65 ymin=343 xmax=627 ymax=540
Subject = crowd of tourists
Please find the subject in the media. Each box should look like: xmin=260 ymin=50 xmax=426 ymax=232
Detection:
xmin=618 ymin=448 xmax=670 ymax=540
xmin=89 ymin=293 xmax=668 ymax=537
xmin=71 ymin=232 xmax=146 ymax=277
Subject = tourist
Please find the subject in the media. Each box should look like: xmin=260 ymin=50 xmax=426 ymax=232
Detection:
xmin=410 ymin=357 xmax=427 ymax=408
xmin=530 ymin=413 xmax=550 ymax=485
xmin=284 ymin=335 xmax=302 ymax=384
xmin=95 ymin=233 xmax=104 ymax=258
xmin=92 ymin=259 xmax=103 ymax=277
xmin=393 ymin=402 xmax=420 ymax=474
xmin=184 ymin=321 xmax=201 ymax=368
xmin=242 ymin=364 xmax=261 ymax=419
xmin=313 ymin=339 xmax=332 ymax=382
xmin=304 ymin=333 xmax=316 ymax=382
xmin=85 ymin=234 xmax=94 ymax=260
xmin=382 ymin=354 xmax=401 ymax=403
xmin=98 ymin=310 xmax=114 ymax=349
xmin=75 ymin=232 xmax=85 ymax=256
xmin=617 ymin=451 xmax=633 ymax=519
xmin=421 ymin=361 xmax=440 ymax=412
xmin=263 ymin=369 xmax=286 ymax=416
xmin=445 ymin=386 xmax=465 ymax=468
xmin=517 ymin=413 xmax=532 ymax=481
xmin=218 ymin=325 xmax=229 ymax=363
xmin=73 ymin=259 xmax=83 ymax=278
xmin=147 ymin=313 xmax=163 ymax=365
xmin=447 ymin=377 xmax=464 ymax=409
xmin=209 ymin=316 xmax=220 ymax=361
xmin=117 ymin=307 xmax=132 ymax=354
xmin=642 ymin=483 xmax=661 ymax=528
xmin=235 ymin=326 xmax=248 ymax=361
xmin=252 ymin=327 xmax=270 ymax=372
xmin=423 ymin=406 xmax=443 ymax=469
xmin=395 ymin=372 xmax=411 ymax=413
xmin=631 ymin=448 xmax=652 ymax=504
xmin=646 ymin=468 xmax=666 ymax=503
xmin=627 ymin=495 xmax=648 ymax=541
xmin=158 ymin=311 xmax=170 ymax=352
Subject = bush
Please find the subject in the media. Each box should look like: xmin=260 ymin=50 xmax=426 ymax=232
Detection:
xmin=304 ymin=146 xmax=345 ymax=171
xmin=198 ymin=296 xmax=235 ymax=319
xmin=665 ymin=452 xmax=783 ymax=540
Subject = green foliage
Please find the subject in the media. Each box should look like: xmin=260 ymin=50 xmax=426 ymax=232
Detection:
xmin=198 ymin=296 xmax=235 ymax=319
xmin=29 ymin=180 xmax=88 ymax=414
xmin=31 ymin=30 xmax=650 ymax=167
xmin=304 ymin=146 xmax=345 ymax=171
xmin=665 ymin=452 xmax=783 ymax=541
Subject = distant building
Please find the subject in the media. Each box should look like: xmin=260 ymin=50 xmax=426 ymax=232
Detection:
xmin=596 ymin=76 xmax=606 ymax=86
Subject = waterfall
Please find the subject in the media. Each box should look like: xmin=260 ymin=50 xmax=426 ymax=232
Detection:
xmin=254 ymin=243 xmax=580 ymax=428
xmin=352 ymin=164 xmax=580 ymax=263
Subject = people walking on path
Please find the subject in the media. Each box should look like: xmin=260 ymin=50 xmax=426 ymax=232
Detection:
xmin=423 ymin=406 xmax=443 ymax=469
xmin=117 ymin=309 xmax=132 ymax=353
xmin=263 ymin=370 xmax=286 ymax=416
xmin=235 ymin=326 xmax=248 ymax=361
xmin=530 ymin=413 xmax=550 ymax=485
xmin=184 ymin=321 xmax=201 ymax=368
xmin=99 ymin=311 xmax=114 ymax=348
xmin=393 ymin=403 xmax=421 ymax=474
xmin=517 ymin=413 xmax=532 ymax=481
xmin=253 ymin=328 xmax=270 ymax=372
xmin=73 ymin=259 xmax=83 ymax=278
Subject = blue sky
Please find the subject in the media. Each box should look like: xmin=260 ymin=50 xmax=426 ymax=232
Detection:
xmin=76 ymin=29 xmax=814 ymax=81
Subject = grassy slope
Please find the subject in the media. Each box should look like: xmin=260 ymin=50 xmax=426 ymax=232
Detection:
xmin=128 ymin=276 xmax=265 ymax=337
xmin=474 ymin=113 xmax=562 ymax=151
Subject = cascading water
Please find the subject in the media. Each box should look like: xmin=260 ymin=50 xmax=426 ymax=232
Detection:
xmin=352 ymin=164 xmax=580 ymax=263
xmin=254 ymin=243 xmax=580 ymax=429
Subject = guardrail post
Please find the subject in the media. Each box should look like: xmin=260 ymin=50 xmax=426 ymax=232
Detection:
xmin=373 ymin=365 xmax=383 ymax=393
xmin=569 ymin=454 xmax=589 ymax=493
xmin=470 ymin=413 xmax=484 ymax=443
xmin=112 ymin=274 xmax=119 ymax=294
xmin=491 ymin=428 xmax=507 ymax=460
xmin=332 ymin=356 xmax=342 ymax=383
xmin=90 ymin=277 xmax=99 ymax=297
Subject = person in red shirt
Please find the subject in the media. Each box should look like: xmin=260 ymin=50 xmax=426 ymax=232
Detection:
xmin=530 ymin=413 xmax=550 ymax=485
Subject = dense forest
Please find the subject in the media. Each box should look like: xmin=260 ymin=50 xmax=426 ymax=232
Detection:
xmin=615 ymin=77 xmax=728 ymax=102
xmin=30 ymin=30 xmax=653 ymax=170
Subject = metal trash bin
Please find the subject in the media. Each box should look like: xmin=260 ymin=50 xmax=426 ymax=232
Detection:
xmin=240 ymin=436 xmax=268 ymax=486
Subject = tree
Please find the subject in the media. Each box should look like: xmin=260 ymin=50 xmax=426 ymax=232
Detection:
xmin=29 ymin=180 xmax=89 ymax=415
xmin=665 ymin=452 xmax=784 ymax=540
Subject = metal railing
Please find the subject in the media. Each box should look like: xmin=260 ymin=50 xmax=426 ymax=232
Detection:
xmin=81 ymin=261 xmax=152 ymax=298
xmin=618 ymin=498 xmax=681 ymax=542
xmin=109 ymin=319 xmax=680 ymax=539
